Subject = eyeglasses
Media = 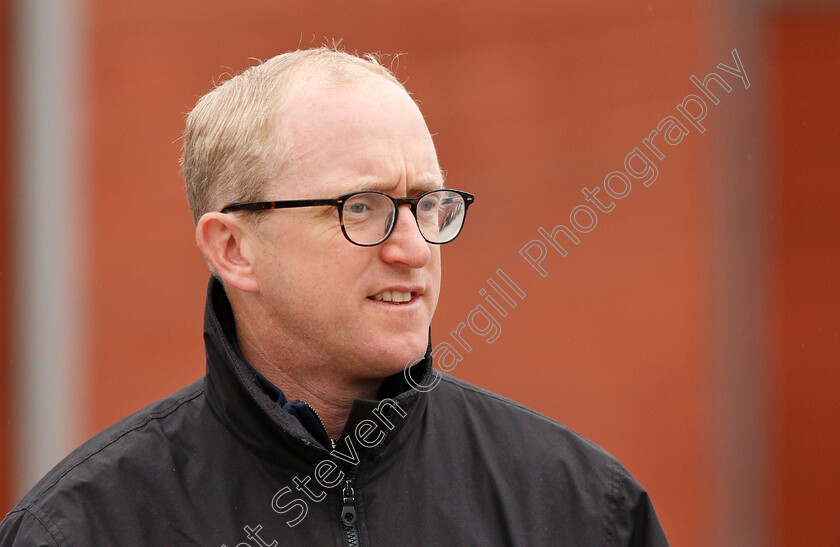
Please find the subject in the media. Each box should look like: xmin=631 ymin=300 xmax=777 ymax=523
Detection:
xmin=221 ymin=189 xmax=475 ymax=247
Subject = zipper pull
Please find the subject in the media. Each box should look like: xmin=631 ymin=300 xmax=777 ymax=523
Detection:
xmin=340 ymin=478 xmax=356 ymax=526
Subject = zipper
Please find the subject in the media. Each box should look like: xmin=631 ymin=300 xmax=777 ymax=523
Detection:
xmin=301 ymin=401 xmax=359 ymax=545
xmin=301 ymin=402 xmax=332 ymax=442
xmin=301 ymin=401 xmax=338 ymax=451
xmin=340 ymin=467 xmax=360 ymax=547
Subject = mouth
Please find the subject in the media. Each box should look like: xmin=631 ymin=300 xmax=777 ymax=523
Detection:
xmin=368 ymin=288 xmax=422 ymax=305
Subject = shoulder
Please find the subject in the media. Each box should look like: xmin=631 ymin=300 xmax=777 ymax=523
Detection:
xmin=1 ymin=380 xmax=207 ymax=544
xmin=27 ymin=380 xmax=206 ymax=504
xmin=425 ymin=372 xmax=667 ymax=543
xmin=0 ymin=506 xmax=60 ymax=546
xmin=431 ymin=371 xmax=614 ymax=465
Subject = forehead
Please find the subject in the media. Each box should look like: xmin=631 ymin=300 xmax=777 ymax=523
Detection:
xmin=273 ymin=76 xmax=443 ymax=197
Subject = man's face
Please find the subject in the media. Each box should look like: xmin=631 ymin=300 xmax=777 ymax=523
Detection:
xmin=246 ymin=76 xmax=442 ymax=380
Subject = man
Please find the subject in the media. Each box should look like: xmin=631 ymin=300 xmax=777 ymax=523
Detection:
xmin=1 ymin=48 xmax=668 ymax=545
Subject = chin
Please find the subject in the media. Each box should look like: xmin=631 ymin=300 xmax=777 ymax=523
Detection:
xmin=366 ymin=330 xmax=429 ymax=375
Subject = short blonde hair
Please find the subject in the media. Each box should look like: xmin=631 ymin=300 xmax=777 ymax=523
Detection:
xmin=182 ymin=47 xmax=404 ymax=224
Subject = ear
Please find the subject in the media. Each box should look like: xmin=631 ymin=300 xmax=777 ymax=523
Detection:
xmin=195 ymin=212 xmax=260 ymax=293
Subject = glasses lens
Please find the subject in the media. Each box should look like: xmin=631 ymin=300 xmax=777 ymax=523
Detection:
xmin=342 ymin=192 xmax=395 ymax=245
xmin=417 ymin=190 xmax=466 ymax=244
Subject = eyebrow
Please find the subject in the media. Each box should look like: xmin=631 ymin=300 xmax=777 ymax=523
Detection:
xmin=351 ymin=174 xmax=446 ymax=196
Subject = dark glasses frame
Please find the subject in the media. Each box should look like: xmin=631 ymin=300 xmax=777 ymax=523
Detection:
xmin=220 ymin=189 xmax=475 ymax=247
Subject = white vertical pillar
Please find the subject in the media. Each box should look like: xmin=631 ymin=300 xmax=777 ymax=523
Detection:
xmin=12 ymin=0 xmax=86 ymax=498
xmin=709 ymin=2 xmax=769 ymax=544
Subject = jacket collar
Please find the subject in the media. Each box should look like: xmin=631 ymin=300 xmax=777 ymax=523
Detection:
xmin=201 ymin=276 xmax=432 ymax=470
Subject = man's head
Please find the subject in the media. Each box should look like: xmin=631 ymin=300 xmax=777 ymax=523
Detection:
xmin=183 ymin=48 xmax=406 ymax=224
xmin=187 ymin=48 xmax=445 ymax=382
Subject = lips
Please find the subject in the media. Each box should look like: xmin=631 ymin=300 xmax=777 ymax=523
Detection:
xmin=371 ymin=290 xmax=413 ymax=303
xmin=368 ymin=287 xmax=423 ymax=304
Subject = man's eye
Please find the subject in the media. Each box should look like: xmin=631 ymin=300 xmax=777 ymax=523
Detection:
xmin=346 ymin=203 xmax=368 ymax=214
xmin=419 ymin=200 xmax=438 ymax=212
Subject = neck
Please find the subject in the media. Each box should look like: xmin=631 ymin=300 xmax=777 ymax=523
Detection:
xmin=236 ymin=323 xmax=383 ymax=440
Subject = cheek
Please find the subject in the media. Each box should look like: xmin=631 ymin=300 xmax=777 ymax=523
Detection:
xmin=427 ymin=249 xmax=443 ymax=308
xmin=430 ymin=248 xmax=442 ymax=284
xmin=286 ymin=244 xmax=374 ymax=300
xmin=266 ymin=219 xmax=350 ymax=275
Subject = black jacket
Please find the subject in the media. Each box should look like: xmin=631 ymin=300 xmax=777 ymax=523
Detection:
xmin=1 ymin=278 xmax=668 ymax=546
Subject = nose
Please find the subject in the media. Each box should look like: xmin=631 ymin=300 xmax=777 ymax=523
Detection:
xmin=378 ymin=204 xmax=432 ymax=268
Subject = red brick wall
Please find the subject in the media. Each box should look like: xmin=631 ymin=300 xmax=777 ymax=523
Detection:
xmin=769 ymin=11 xmax=840 ymax=545
xmin=0 ymin=0 xmax=15 ymax=512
